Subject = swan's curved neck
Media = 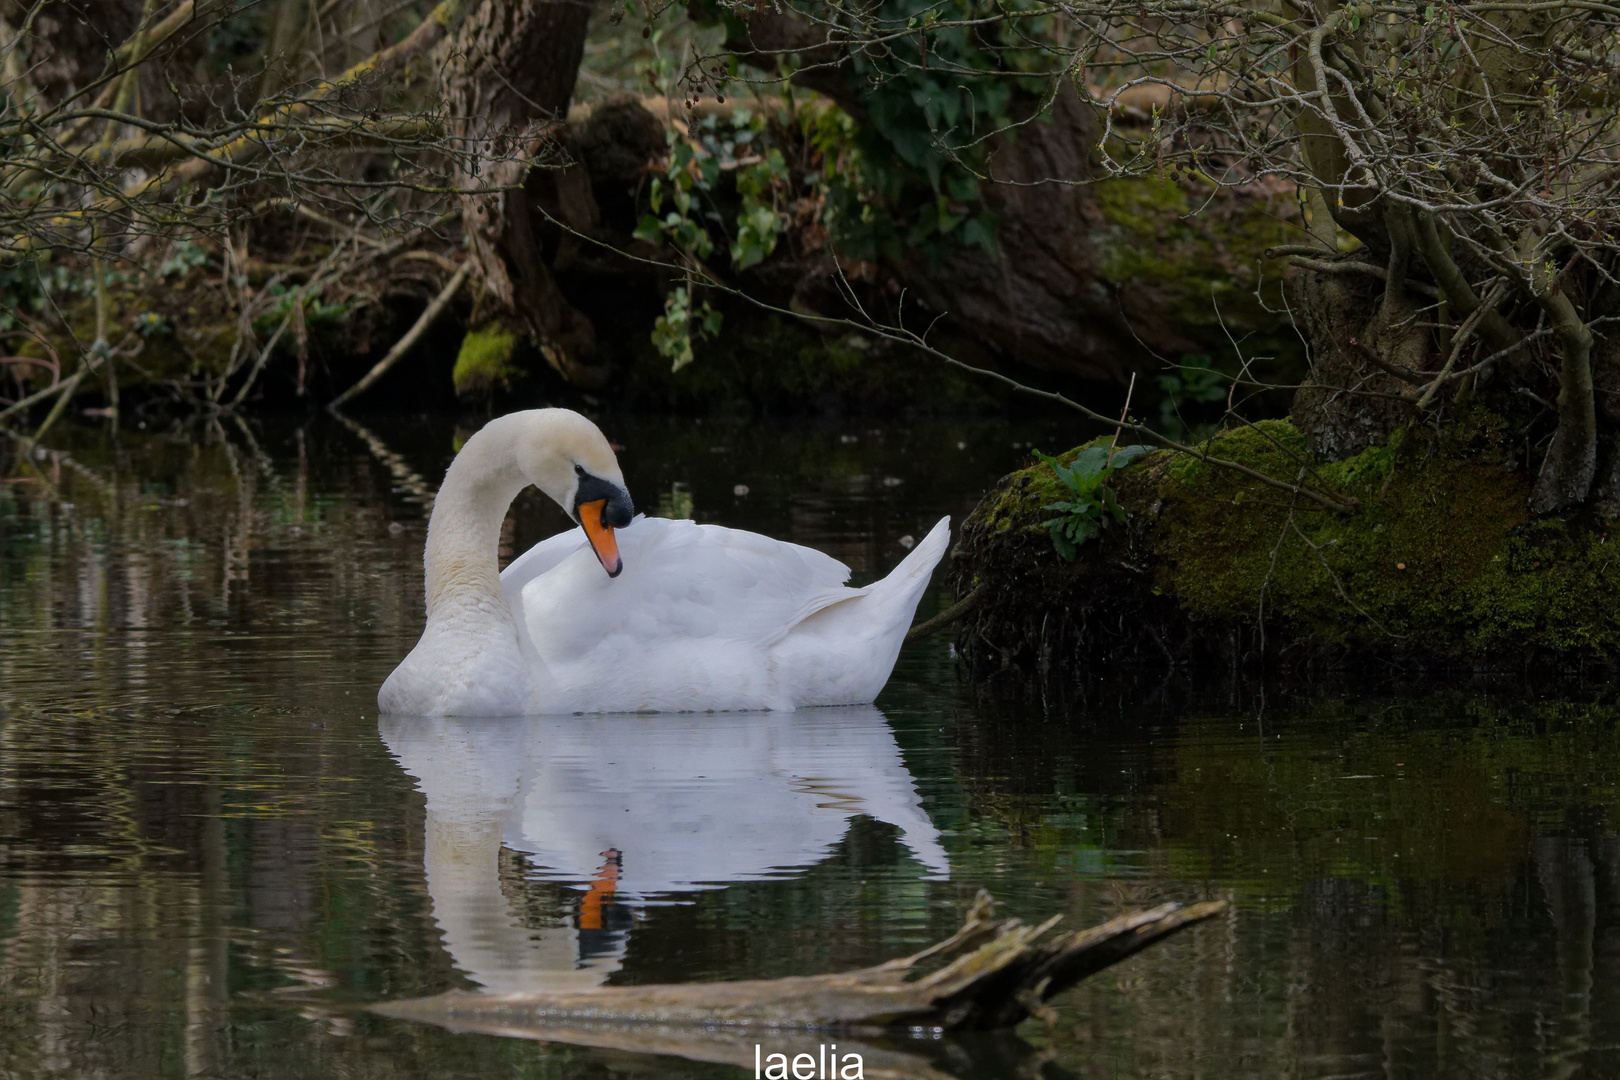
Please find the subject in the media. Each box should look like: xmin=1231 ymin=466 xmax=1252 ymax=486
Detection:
xmin=423 ymin=428 xmax=529 ymax=622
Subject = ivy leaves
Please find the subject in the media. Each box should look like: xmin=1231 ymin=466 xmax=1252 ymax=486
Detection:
xmin=828 ymin=0 xmax=1042 ymax=257
xmin=634 ymin=109 xmax=791 ymax=367
xmin=652 ymin=285 xmax=722 ymax=372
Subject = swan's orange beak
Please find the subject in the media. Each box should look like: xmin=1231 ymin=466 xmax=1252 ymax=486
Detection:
xmin=579 ymin=499 xmax=622 ymax=577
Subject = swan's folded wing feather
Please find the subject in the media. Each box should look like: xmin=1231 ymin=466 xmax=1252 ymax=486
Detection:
xmin=515 ymin=518 xmax=857 ymax=667
xmin=500 ymin=526 xmax=591 ymax=599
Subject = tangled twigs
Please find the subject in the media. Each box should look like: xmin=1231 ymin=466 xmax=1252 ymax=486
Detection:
xmin=867 ymin=315 xmax=1361 ymax=515
xmin=0 ymin=0 xmax=489 ymax=260
xmin=329 ymin=259 xmax=474 ymax=410
xmin=0 ymin=314 xmax=62 ymax=401
xmin=225 ymin=237 xmax=358 ymax=409
xmin=0 ymin=367 xmax=85 ymax=426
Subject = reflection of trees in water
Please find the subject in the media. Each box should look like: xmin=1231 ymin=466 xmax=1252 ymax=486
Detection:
xmin=0 ymin=414 xmax=1034 ymax=654
xmin=949 ymin=697 xmax=1620 ymax=1078
xmin=0 ymin=421 xmax=433 ymax=675
xmin=5 ymin=692 xmax=1620 ymax=1078
xmin=1181 ymin=839 xmax=1620 ymax=1079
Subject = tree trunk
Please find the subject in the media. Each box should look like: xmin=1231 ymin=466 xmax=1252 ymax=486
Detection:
xmin=439 ymin=0 xmax=608 ymax=389
xmin=1530 ymin=288 xmax=1598 ymax=514
xmin=1289 ymin=267 xmax=1424 ymax=461
xmin=723 ymin=13 xmax=1285 ymax=386
xmin=898 ymin=83 xmax=1145 ymax=386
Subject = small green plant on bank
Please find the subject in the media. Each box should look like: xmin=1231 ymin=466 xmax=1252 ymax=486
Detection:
xmin=1034 ymin=443 xmax=1151 ymax=560
xmin=251 ymin=281 xmax=348 ymax=334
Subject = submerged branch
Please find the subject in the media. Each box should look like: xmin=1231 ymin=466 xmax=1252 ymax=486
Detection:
xmin=374 ymin=892 xmax=1224 ymax=1034
xmin=905 ymin=584 xmax=986 ymax=642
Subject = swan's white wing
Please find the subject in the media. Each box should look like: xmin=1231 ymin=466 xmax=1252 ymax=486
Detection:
xmin=514 ymin=518 xmax=858 ymax=710
xmin=501 ymin=529 xmax=601 ymax=686
xmin=500 ymin=525 xmax=593 ymax=599
xmin=522 ymin=517 xmax=855 ymax=656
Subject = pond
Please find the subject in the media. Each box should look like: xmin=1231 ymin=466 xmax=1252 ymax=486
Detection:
xmin=1 ymin=413 xmax=1618 ymax=1079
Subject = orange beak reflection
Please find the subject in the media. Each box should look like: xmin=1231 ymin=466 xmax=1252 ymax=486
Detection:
xmin=579 ymin=499 xmax=622 ymax=577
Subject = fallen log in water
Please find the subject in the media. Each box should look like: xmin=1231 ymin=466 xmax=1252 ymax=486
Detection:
xmin=375 ymin=892 xmax=1224 ymax=1037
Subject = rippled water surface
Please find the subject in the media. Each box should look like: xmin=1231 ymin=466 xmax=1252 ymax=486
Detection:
xmin=3 ymin=414 xmax=1620 ymax=1079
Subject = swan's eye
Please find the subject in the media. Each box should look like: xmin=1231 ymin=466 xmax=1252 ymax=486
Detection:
xmin=574 ymin=464 xmax=586 ymax=477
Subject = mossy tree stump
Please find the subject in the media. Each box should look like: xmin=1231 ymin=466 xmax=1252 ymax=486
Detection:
xmin=951 ymin=416 xmax=1620 ymax=690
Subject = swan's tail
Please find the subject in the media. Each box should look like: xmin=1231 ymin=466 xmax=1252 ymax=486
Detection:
xmin=779 ymin=516 xmax=951 ymax=706
xmin=864 ymin=516 xmax=952 ymax=632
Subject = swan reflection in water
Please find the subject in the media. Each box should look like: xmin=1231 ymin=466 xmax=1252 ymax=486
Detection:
xmin=379 ymin=706 xmax=950 ymax=994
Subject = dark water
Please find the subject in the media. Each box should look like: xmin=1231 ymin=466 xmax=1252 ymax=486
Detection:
xmin=2 ymin=414 xmax=1619 ymax=1079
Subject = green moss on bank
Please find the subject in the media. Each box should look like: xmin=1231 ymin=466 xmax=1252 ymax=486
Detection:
xmin=1150 ymin=420 xmax=1542 ymax=652
xmin=1092 ymin=176 xmax=1299 ymax=363
xmin=959 ymin=415 xmax=1620 ymax=668
xmin=451 ymin=324 xmax=520 ymax=396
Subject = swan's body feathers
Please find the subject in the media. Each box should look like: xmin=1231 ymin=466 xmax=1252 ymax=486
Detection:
xmin=498 ymin=516 xmax=947 ymax=713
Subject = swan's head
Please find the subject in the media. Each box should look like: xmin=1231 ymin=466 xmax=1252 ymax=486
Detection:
xmin=518 ymin=409 xmax=634 ymax=577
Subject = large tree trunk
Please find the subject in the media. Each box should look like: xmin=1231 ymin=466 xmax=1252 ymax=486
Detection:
xmin=899 ymin=83 xmax=1145 ymax=385
xmin=723 ymin=12 xmax=1283 ymax=386
xmin=439 ymin=0 xmax=608 ymax=389
xmin=1288 ymin=267 xmax=1425 ymax=460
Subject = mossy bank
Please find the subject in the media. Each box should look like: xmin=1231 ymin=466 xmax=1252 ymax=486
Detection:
xmin=950 ymin=416 xmax=1620 ymax=691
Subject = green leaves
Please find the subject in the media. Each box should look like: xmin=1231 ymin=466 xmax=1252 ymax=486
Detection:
xmin=134 ymin=311 xmax=168 ymax=337
xmin=731 ymin=202 xmax=782 ymax=270
xmin=732 ymin=149 xmax=790 ymax=270
xmin=1034 ymin=444 xmax=1151 ymax=560
xmin=157 ymin=239 xmax=210 ymax=281
xmin=636 ymin=208 xmax=715 ymax=260
xmin=250 ymin=284 xmax=346 ymax=334
xmin=652 ymin=285 xmax=722 ymax=371
xmin=638 ymin=110 xmax=790 ymax=367
xmin=835 ymin=0 xmax=1027 ymax=246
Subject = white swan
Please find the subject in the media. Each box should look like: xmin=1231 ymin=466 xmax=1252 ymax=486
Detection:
xmin=379 ymin=408 xmax=950 ymax=716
